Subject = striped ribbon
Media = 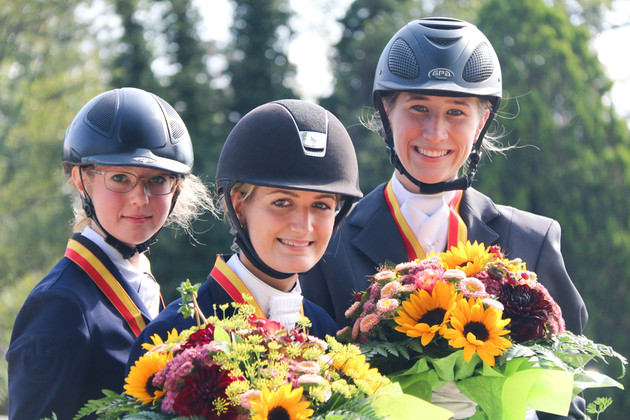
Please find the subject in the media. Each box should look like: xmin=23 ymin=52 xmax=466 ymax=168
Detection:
xmin=384 ymin=180 xmax=467 ymax=261
xmin=210 ymin=255 xmax=304 ymax=320
xmin=65 ymin=238 xmax=146 ymax=336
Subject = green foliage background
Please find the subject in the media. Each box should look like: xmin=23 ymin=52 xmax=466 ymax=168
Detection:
xmin=1 ymin=0 xmax=628 ymax=415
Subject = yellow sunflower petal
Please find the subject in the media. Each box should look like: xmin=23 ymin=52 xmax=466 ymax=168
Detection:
xmin=442 ymin=298 xmax=512 ymax=367
xmin=124 ymin=351 xmax=171 ymax=403
xmin=250 ymin=384 xmax=314 ymax=420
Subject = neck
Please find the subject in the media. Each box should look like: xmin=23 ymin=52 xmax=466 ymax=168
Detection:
xmin=238 ymin=252 xmax=297 ymax=292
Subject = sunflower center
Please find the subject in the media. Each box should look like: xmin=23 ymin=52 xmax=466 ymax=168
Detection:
xmin=268 ymin=405 xmax=291 ymax=420
xmin=144 ymin=373 xmax=160 ymax=398
xmin=463 ymin=321 xmax=490 ymax=341
xmin=419 ymin=308 xmax=447 ymax=326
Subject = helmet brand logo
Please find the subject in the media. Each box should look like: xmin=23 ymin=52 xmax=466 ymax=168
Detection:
xmin=132 ymin=156 xmax=157 ymax=164
xmin=428 ymin=68 xmax=454 ymax=80
xmin=300 ymin=131 xmax=327 ymax=158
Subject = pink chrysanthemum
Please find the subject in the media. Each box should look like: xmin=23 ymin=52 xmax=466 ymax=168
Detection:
xmin=345 ymin=301 xmax=361 ymax=317
xmin=241 ymin=389 xmax=261 ymax=409
xmin=381 ymin=281 xmax=401 ymax=299
xmin=459 ymin=277 xmax=487 ymax=299
xmin=298 ymin=374 xmax=325 ymax=385
xmin=395 ymin=261 xmax=420 ymax=272
xmin=443 ymin=269 xmax=467 ymax=281
xmin=295 ymin=361 xmax=321 ymax=375
xmin=351 ymin=319 xmax=361 ymax=340
xmin=400 ymin=284 xmax=417 ymax=293
xmin=359 ymin=314 xmax=380 ymax=333
xmin=414 ymin=268 xmax=443 ymax=293
xmin=483 ymin=298 xmax=504 ymax=312
xmin=374 ymin=270 xmax=397 ymax=282
xmin=376 ymin=298 xmax=399 ymax=313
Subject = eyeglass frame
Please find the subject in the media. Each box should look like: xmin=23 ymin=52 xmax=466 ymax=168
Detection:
xmin=86 ymin=169 xmax=180 ymax=196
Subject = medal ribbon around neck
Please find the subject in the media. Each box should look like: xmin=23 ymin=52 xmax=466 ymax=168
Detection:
xmin=384 ymin=179 xmax=467 ymax=261
xmin=211 ymin=255 xmax=305 ymax=320
xmin=65 ymin=238 xmax=147 ymax=336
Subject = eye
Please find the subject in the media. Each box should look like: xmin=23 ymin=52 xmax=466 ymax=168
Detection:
xmin=448 ymin=108 xmax=465 ymax=116
xmin=148 ymin=175 xmax=168 ymax=186
xmin=313 ymin=201 xmax=335 ymax=211
xmin=272 ymin=198 xmax=291 ymax=208
xmin=411 ymin=104 xmax=428 ymax=112
xmin=109 ymin=173 xmax=132 ymax=185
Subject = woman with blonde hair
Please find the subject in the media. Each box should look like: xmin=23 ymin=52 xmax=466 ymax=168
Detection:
xmin=7 ymin=87 xmax=214 ymax=419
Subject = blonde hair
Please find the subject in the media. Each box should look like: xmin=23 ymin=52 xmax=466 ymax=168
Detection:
xmin=64 ymin=164 xmax=217 ymax=238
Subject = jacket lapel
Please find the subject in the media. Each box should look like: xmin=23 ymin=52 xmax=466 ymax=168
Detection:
xmin=459 ymin=188 xmax=501 ymax=247
xmin=349 ymin=184 xmax=411 ymax=267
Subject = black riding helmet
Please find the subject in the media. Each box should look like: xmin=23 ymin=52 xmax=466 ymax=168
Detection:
xmin=63 ymin=87 xmax=194 ymax=258
xmin=373 ymin=17 xmax=502 ymax=194
xmin=216 ymin=99 xmax=362 ymax=279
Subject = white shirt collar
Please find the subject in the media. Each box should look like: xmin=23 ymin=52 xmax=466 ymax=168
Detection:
xmin=390 ymin=174 xmax=456 ymax=254
xmin=226 ymin=254 xmax=303 ymax=330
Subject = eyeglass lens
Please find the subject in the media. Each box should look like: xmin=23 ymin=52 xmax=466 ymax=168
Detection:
xmin=102 ymin=171 xmax=177 ymax=195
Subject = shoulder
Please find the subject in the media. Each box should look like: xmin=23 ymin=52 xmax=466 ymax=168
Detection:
xmin=303 ymin=299 xmax=338 ymax=338
xmin=464 ymin=188 xmax=557 ymax=234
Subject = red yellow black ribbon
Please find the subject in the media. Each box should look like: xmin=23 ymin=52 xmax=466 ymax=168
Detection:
xmin=384 ymin=180 xmax=467 ymax=261
xmin=210 ymin=254 xmax=304 ymax=320
xmin=65 ymin=238 xmax=146 ymax=336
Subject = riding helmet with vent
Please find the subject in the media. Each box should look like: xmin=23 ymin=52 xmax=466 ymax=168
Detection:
xmin=62 ymin=87 xmax=194 ymax=258
xmin=63 ymin=87 xmax=193 ymax=174
xmin=373 ymin=17 xmax=502 ymax=193
xmin=216 ymin=99 xmax=362 ymax=279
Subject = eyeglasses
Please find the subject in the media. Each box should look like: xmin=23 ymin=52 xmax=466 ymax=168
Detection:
xmin=88 ymin=170 xmax=179 ymax=195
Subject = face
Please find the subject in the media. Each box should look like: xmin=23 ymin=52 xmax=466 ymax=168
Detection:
xmin=72 ymin=165 xmax=177 ymax=248
xmin=385 ymin=92 xmax=490 ymax=190
xmin=232 ymin=186 xmax=337 ymax=291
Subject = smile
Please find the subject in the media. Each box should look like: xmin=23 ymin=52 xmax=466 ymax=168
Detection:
xmin=279 ymin=239 xmax=312 ymax=247
xmin=416 ymin=147 xmax=449 ymax=158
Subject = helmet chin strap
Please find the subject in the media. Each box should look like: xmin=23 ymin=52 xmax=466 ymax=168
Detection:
xmin=387 ymin=144 xmax=481 ymax=194
xmin=79 ymin=168 xmax=159 ymax=259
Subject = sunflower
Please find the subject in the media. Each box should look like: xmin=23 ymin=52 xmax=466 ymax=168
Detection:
xmin=394 ymin=280 xmax=459 ymax=345
xmin=442 ymin=298 xmax=512 ymax=366
xmin=124 ymin=351 xmax=171 ymax=403
xmin=250 ymin=383 xmax=314 ymax=420
xmin=439 ymin=241 xmax=495 ymax=276
xmin=141 ymin=328 xmax=179 ymax=352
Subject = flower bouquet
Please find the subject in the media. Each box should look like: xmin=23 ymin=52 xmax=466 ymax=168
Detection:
xmin=77 ymin=283 xmax=451 ymax=419
xmin=337 ymin=241 xmax=627 ymax=419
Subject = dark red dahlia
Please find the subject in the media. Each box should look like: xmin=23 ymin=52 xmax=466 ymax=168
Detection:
xmin=475 ymin=271 xmax=502 ymax=296
xmin=181 ymin=325 xmax=216 ymax=349
xmin=499 ymin=284 xmax=553 ymax=342
xmin=172 ymin=364 xmax=241 ymax=419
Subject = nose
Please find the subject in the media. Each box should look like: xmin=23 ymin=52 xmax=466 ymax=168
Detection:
xmin=128 ymin=181 xmax=150 ymax=204
xmin=290 ymin=206 xmax=314 ymax=235
xmin=423 ymin=114 xmax=448 ymax=142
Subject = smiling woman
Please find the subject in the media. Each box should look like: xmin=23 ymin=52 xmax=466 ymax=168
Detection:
xmin=126 ymin=99 xmax=362 ymax=370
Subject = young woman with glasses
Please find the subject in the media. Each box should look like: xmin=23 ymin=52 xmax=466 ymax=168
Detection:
xmin=6 ymin=87 xmax=215 ymax=420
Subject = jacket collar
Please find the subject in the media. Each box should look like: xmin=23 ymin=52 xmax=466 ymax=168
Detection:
xmin=347 ymin=184 xmax=501 ymax=267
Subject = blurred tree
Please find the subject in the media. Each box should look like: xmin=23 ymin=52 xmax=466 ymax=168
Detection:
xmin=0 ymin=0 xmax=106 ymax=411
xmin=110 ymin=0 xmax=158 ymax=90
xmin=225 ymin=0 xmax=297 ymax=118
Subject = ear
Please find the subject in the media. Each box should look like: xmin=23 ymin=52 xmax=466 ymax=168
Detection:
xmin=230 ymin=192 xmax=246 ymax=226
xmin=475 ymin=108 xmax=491 ymax=139
xmin=71 ymin=166 xmax=87 ymax=197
